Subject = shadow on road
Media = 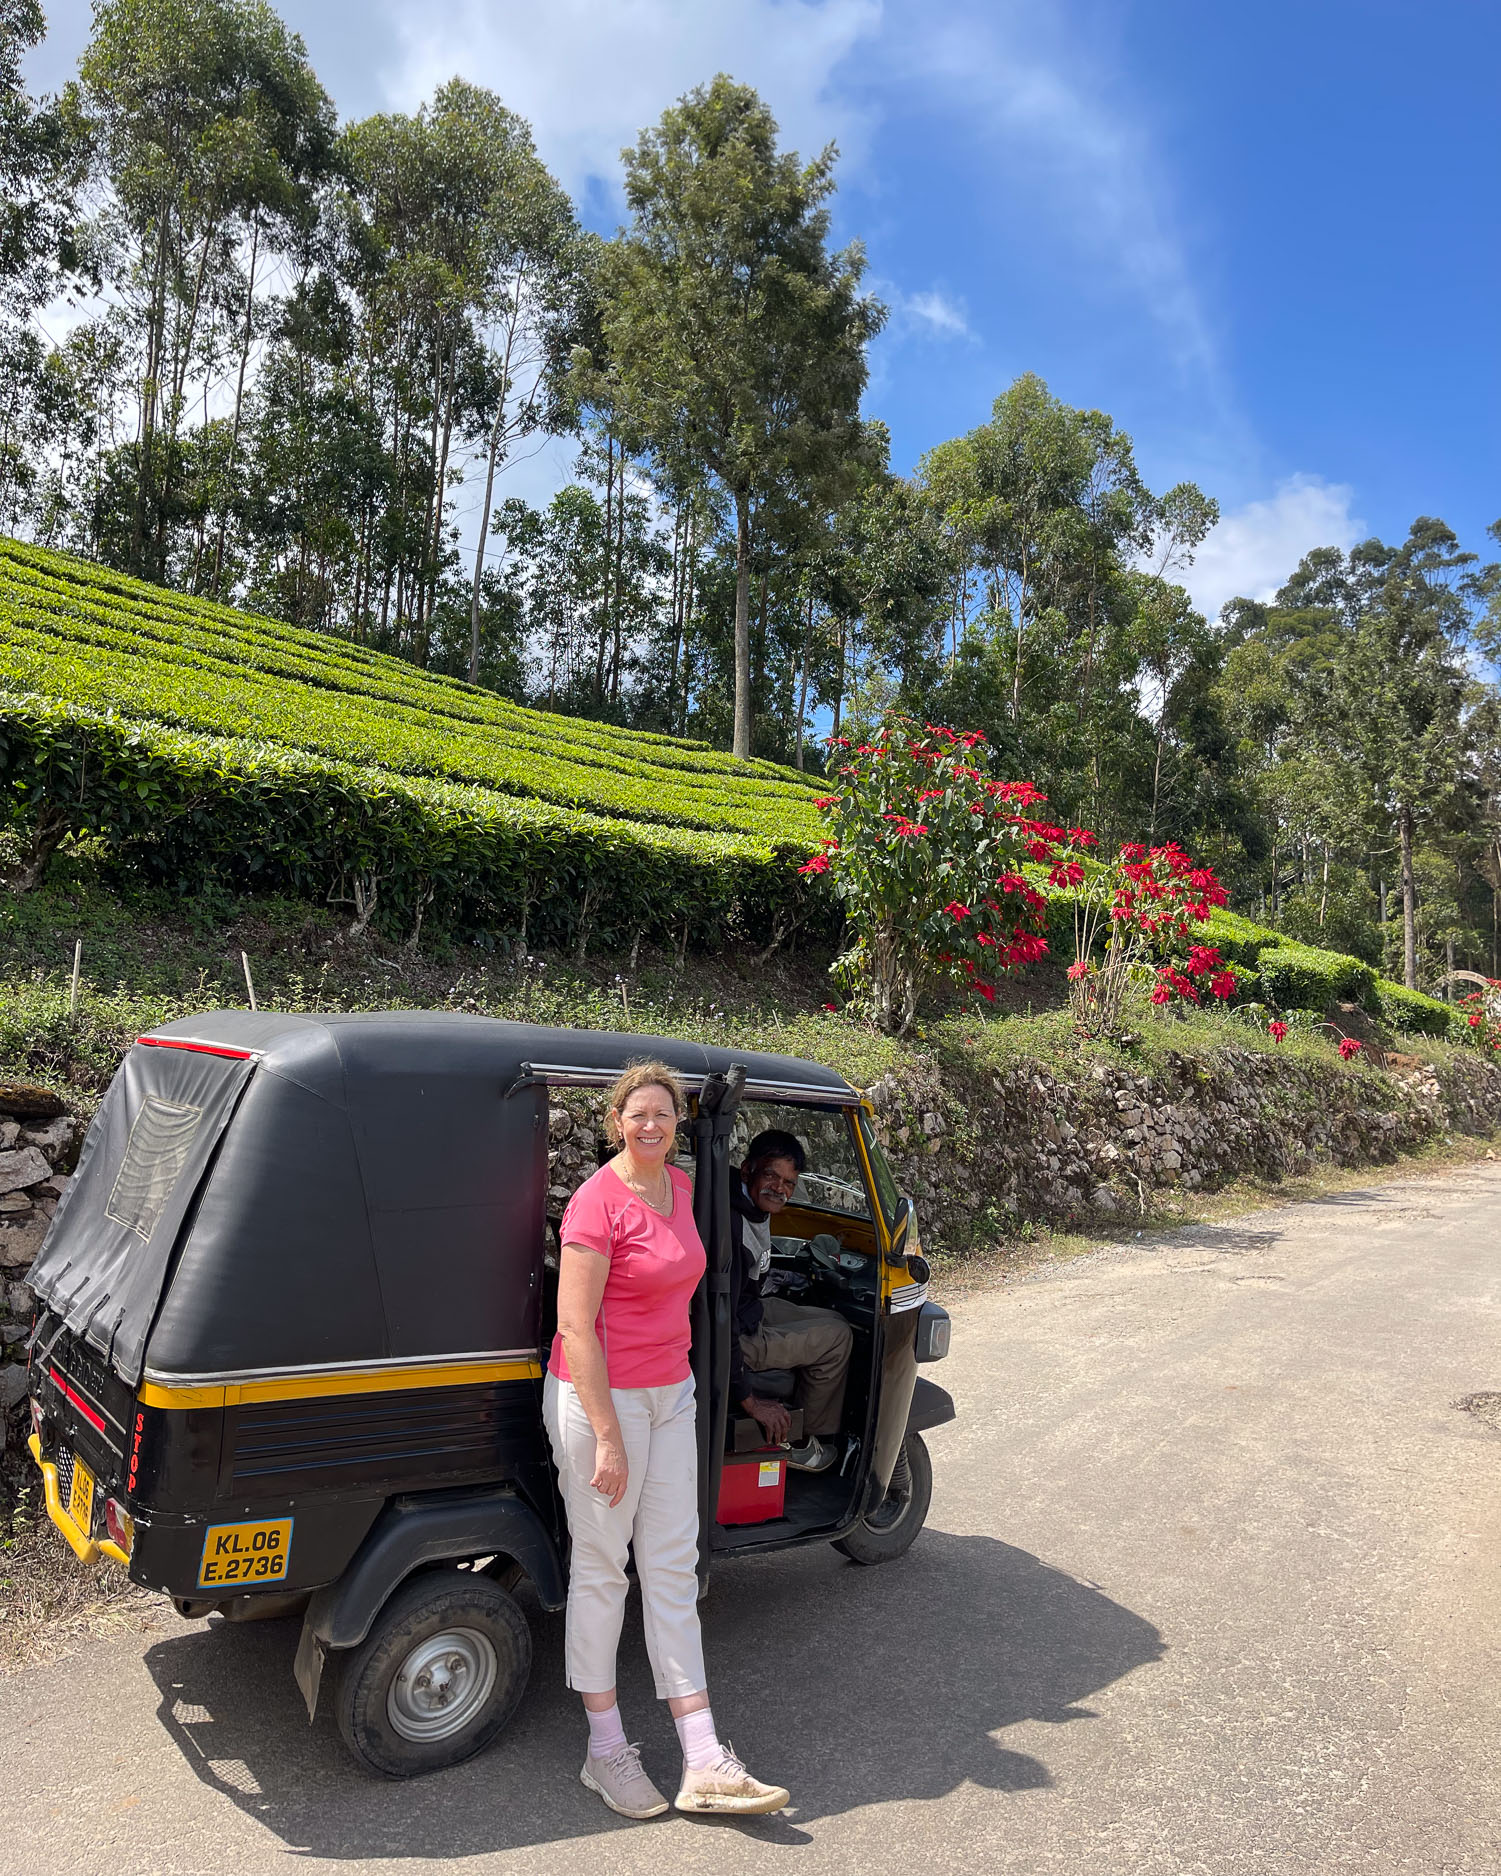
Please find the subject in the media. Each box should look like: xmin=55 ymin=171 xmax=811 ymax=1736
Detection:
xmin=142 ymin=1529 xmax=1164 ymax=1856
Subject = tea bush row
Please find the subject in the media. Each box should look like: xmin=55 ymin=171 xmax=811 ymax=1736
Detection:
xmin=0 ymin=541 xmax=824 ymax=840
xmin=0 ymin=690 xmax=824 ymax=952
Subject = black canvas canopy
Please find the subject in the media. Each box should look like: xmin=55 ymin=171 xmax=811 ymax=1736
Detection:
xmin=29 ymin=1011 xmax=858 ymax=1387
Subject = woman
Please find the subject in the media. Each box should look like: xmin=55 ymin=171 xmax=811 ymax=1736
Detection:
xmin=544 ymin=1060 xmax=790 ymax=1821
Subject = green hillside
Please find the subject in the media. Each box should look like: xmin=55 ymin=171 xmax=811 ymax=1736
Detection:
xmin=0 ymin=540 xmax=823 ymax=950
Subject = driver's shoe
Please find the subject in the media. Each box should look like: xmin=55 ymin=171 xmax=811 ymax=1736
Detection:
xmin=784 ymin=1434 xmax=837 ymax=1472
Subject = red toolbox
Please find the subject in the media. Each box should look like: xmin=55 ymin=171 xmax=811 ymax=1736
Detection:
xmin=716 ymin=1450 xmax=787 ymax=1525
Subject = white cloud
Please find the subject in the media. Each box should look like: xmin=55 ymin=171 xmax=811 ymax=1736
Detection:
xmin=890 ymin=6 xmax=1229 ymax=409
xmin=900 ymin=287 xmax=974 ymax=340
xmin=1184 ymin=476 xmax=1364 ymax=621
xmin=384 ymin=0 xmax=883 ymax=202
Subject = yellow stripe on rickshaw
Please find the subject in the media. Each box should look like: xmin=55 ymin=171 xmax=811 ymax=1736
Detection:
xmin=137 ymin=1356 xmax=544 ymax=1411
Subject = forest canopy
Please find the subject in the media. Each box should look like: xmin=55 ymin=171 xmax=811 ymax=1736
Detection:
xmin=1 ymin=0 xmax=1498 ymax=991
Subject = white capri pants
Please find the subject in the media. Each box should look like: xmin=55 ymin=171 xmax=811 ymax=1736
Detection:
xmin=543 ymin=1370 xmax=707 ymax=1700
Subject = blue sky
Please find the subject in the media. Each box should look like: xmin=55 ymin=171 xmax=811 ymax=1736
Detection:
xmin=27 ymin=0 xmax=1501 ymax=617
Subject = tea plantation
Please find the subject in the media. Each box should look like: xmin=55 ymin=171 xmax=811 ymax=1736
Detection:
xmin=0 ymin=539 xmax=825 ymax=951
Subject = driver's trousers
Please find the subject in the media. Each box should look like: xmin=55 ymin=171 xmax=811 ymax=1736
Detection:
xmin=740 ymin=1297 xmax=853 ymax=1437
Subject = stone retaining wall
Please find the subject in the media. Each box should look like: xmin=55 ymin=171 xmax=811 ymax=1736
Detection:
xmin=4 ymin=1045 xmax=1498 ymax=1462
xmin=0 ymin=1087 xmax=81 ymax=1453
xmin=863 ymin=1044 xmax=1501 ymax=1252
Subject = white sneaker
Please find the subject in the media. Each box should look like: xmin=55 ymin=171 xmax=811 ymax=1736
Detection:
xmin=785 ymin=1434 xmax=838 ymax=1472
xmin=581 ymin=1743 xmax=670 ymax=1819
xmin=675 ymin=1746 xmax=789 ymax=1815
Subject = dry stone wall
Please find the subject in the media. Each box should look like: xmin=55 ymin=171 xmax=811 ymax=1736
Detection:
xmin=4 ymin=1046 xmax=1499 ymax=1460
xmin=0 ymin=1086 xmax=82 ymax=1453
xmin=863 ymin=1044 xmax=1501 ymax=1252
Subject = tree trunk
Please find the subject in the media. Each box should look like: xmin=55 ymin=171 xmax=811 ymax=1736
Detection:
xmin=732 ymin=492 xmax=753 ymax=758
xmin=1398 ymin=802 xmax=1418 ymax=990
xmin=795 ymin=587 xmax=814 ymax=770
xmin=469 ymin=400 xmax=506 ymax=684
xmin=610 ymin=447 xmax=626 ymax=707
xmin=212 ymin=214 xmax=260 ymax=598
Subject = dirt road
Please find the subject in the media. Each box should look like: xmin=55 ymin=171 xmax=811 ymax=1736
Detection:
xmin=3 ymin=1165 xmax=1499 ymax=1874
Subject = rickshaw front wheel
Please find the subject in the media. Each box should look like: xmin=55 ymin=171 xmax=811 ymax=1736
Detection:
xmin=834 ymin=1431 xmax=933 ymax=1566
xmin=333 ymin=1566 xmax=532 ymax=1777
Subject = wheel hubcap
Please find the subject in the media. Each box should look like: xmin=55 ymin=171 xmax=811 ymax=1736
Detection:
xmin=387 ymin=1627 xmax=499 ymax=1742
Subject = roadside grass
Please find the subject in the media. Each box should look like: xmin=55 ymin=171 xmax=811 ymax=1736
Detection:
xmin=0 ymin=1480 xmax=159 ymax=1673
xmin=0 ymin=852 xmax=1463 ymax=1109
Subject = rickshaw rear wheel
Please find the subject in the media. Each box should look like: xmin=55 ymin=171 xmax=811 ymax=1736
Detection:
xmin=834 ymin=1431 xmax=933 ymax=1566
xmin=333 ymin=1567 xmax=532 ymax=1778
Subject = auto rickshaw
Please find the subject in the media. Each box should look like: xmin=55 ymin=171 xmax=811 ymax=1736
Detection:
xmin=24 ymin=1011 xmax=953 ymax=1776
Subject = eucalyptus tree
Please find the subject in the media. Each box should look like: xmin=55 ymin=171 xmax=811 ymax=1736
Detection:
xmin=76 ymin=0 xmax=335 ymax=581
xmin=597 ymin=75 xmax=884 ymax=758
xmin=336 ymin=79 xmax=584 ymax=667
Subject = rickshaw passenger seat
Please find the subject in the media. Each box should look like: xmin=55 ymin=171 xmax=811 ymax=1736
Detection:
xmin=748 ymin=1368 xmax=796 ymax=1400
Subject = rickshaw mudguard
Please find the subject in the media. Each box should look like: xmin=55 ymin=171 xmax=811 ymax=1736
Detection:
xmin=293 ymin=1486 xmax=565 ymax=1718
xmin=907 ymin=1375 xmax=956 ymax=1434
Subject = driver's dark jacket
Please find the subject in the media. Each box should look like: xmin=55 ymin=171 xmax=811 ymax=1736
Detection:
xmin=728 ymin=1179 xmax=768 ymax=1404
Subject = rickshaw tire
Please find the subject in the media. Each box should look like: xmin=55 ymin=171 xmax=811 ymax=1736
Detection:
xmin=332 ymin=1567 xmax=532 ymax=1778
xmin=833 ymin=1431 xmax=933 ymax=1566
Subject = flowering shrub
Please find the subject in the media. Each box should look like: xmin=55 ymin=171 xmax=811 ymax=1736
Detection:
xmin=1067 ymin=841 xmax=1234 ymax=1039
xmin=1459 ymin=985 xmax=1501 ymax=1053
xmin=807 ymin=719 xmax=1066 ymax=1032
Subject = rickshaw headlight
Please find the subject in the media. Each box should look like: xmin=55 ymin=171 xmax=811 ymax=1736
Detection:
xmin=915 ymin=1302 xmax=951 ymax=1362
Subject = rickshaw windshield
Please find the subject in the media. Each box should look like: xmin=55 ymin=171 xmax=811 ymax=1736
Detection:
xmin=857 ymin=1113 xmax=903 ymax=1235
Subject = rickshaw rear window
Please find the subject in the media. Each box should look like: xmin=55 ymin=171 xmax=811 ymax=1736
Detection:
xmin=104 ymin=1096 xmax=204 ymax=1240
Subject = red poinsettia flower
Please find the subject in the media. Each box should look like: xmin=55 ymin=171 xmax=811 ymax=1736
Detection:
xmin=1338 ymin=1037 xmax=1362 ymax=1060
xmin=1268 ymin=1021 xmax=1288 ymax=1042
xmin=1067 ymin=959 xmax=1089 ymax=981
xmin=1150 ymin=985 xmax=1172 ymax=1005
xmin=798 ymin=854 xmax=830 ymax=875
xmin=943 ymin=901 xmax=971 ymax=919
xmin=1209 ymin=970 xmax=1237 ymax=1000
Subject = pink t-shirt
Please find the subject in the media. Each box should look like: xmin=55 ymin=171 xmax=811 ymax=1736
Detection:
xmin=550 ymin=1163 xmax=706 ymax=1389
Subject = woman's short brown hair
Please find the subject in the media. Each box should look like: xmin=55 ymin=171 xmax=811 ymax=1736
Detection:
xmin=605 ymin=1060 xmax=687 ymax=1154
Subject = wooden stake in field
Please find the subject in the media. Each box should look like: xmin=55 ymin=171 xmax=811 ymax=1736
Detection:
xmin=241 ymin=950 xmax=258 ymax=1012
xmin=69 ymin=939 xmax=82 ymax=1015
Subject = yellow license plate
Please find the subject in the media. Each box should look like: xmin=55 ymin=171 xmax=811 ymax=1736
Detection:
xmin=197 ymin=1518 xmax=294 ymax=1588
xmin=67 ymin=1455 xmax=95 ymax=1535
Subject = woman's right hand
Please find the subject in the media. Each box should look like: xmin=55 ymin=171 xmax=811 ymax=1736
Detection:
xmin=591 ymin=1436 xmax=629 ymax=1507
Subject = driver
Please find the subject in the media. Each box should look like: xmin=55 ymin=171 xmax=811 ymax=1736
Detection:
xmin=730 ymin=1129 xmax=854 ymax=1475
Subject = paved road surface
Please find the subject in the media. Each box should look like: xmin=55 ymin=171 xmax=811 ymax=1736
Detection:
xmin=4 ymin=1164 xmax=1500 ymax=1875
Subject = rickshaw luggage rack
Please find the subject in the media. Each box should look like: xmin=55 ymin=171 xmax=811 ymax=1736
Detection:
xmin=508 ymin=1060 xmax=865 ymax=1105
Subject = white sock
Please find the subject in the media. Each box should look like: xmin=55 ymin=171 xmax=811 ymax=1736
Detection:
xmin=585 ymin=1702 xmax=627 ymax=1759
xmin=674 ymin=1705 xmax=721 ymax=1770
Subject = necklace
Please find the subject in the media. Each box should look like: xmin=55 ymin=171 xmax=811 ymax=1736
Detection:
xmin=618 ymin=1157 xmax=672 ymax=1214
